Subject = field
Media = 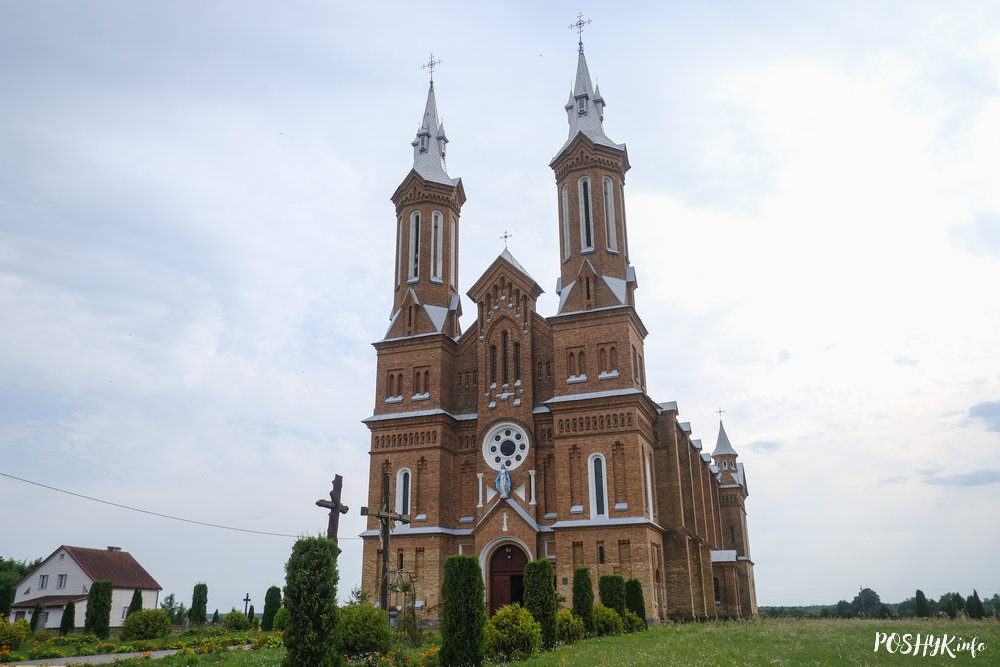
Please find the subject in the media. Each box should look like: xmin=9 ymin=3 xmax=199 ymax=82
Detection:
xmin=4 ymin=618 xmax=998 ymax=666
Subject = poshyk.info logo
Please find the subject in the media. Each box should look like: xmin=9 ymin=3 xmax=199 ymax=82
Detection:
xmin=875 ymin=631 xmax=987 ymax=659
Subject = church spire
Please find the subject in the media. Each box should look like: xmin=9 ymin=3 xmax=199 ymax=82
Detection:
xmin=713 ymin=420 xmax=739 ymax=457
xmin=411 ymin=54 xmax=456 ymax=186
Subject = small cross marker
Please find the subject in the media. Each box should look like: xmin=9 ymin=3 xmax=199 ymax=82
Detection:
xmin=500 ymin=230 xmax=513 ymax=248
xmin=421 ymin=53 xmax=443 ymax=83
xmin=716 ymin=408 xmax=725 ymax=420
xmin=569 ymin=13 xmax=592 ymax=53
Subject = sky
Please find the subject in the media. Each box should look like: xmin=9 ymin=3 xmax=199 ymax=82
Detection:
xmin=1 ymin=1 xmax=999 ymax=613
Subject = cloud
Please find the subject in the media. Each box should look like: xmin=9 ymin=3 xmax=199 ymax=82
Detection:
xmin=879 ymin=475 xmax=909 ymax=485
xmin=951 ymin=212 xmax=1000 ymax=258
xmin=746 ymin=440 xmax=783 ymax=454
xmin=893 ymin=355 xmax=919 ymax=367
xmin=967 ymin=400 xmax=1000 ymax=433
xmin=923 ymin=470 xmax=1000 ymax=487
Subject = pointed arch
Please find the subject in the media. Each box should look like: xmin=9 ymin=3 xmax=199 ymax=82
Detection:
xmin=578 ymin=176 xmax=594 ymax=251
xmin=588 ymin=453 xmax=608 ymax=518
xmin=408 ymin=210 xmax=421 ymax=280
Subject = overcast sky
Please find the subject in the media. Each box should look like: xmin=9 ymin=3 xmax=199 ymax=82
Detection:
xmin=2 ymin=1 xmax=999 ymax=613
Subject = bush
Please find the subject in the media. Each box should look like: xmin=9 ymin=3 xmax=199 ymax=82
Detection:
xmin=624 ymin=610 xmax=646 ymax=633
xmin=592 ymin=604 xmax=624 ymax=636
xmin=625 ymin=578 xmax=646 ymax=626
xmin=272 ymin=607 xmax=290 ymax=632
xmin=339 ymin=603 xmax=393 ymax=657
xmin=282 ymin=536 xmax=341 ymax=667
xmin=121 ymin=609 xmax=172 ymax=640
xmin=523 ymin=559 xmax=556 ymax=649
xmin=483 ymin=604 xmax=541 ymax=664
xmin=84 ymin=580 xmax=113 ymax=639
xmin=572 ymin=567 xmax=595 ymax=635
xmin=190 ymin=584 xmax=208 ymax=626
xmin=261 ymin=586 xmax=281 ymax=631
xmin=60 ymin=600 xmax=76 ymax=635
xmin=440 ymin=554 xmax=486 ymax=667
xmin=598 ymin=574 xmax=626 ymax=620
xmin=222 ymin=609 xmax=251 ymax=632
xmin=0 ymin=617 xmax=30 ymax=650
xmin=555 ymin=609 xmax=584 ymax=645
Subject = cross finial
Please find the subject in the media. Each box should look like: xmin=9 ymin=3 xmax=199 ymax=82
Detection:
xmin=717 ymin=408 xmax=725 ymax=420
xmin=500 ymin=230 xmax=513 ymax=248
xmin=421 ymin=53 xmax=443 ymax=84
xmin=569 ymin=13 xmax=591 ymax=53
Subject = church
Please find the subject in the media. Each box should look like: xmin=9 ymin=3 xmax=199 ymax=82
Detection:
xmin=359 ymin=38 xmax=757 ymax=623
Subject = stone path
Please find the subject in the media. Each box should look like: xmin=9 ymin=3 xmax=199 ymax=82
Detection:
xmin=4 ymin=649 xmax=179 ymax=666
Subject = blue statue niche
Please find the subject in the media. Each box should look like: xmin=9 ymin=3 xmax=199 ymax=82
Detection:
xmin=495 ymin=466 xmax=511 ymax=498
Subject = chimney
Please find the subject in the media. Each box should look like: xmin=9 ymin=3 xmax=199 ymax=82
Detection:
xmin=107 ymin=546 xmax=121 ymax=552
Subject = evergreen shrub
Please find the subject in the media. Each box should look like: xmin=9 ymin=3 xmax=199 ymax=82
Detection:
xmin=222 ymin=609 xmax=251 ymax=632
xmin=272 ymin=607 xmax=290 ymax=632
xmin=30 ymin=603 xmax=44 ymax=631
xmin=624 ymin=610 xmax=646 ymax=633
xmin=282 ymin=536 xmax=341 ymax=667
xmin=190 ymin=584 xmax=208 ymax=626
xmin=0 ymin=617 xmax=30 ymax=650
xmin=624 ymin=578 xmax=647 ymax=627
xmin=440 ymin=554 xmax=486 ymax=667
xmin=598 ymin=574 xmax=626 ymax=620
xmin=572 ymin=567 xmax=595 ymax=635
xmin=592 ymin=604 xmax=624 ymax=636
xmin=339 ymin=603 xmax=393 ymax=657
xmin=261 ymin=586 xmax=281 ymax=631
xmin=555 ymin=609 xmax=584 ymax=644
xmin=84 ymin=580 xmax=113 ymax=639
xmin=523 ymin=558 xmax=557 ymax=649
xmin=121 ymin=609 xmax=172 ymax=640
xmin=483 ymin=604 xmax=541 ymax=664
xmin=128 ymin=589 xmax=143 ymax=617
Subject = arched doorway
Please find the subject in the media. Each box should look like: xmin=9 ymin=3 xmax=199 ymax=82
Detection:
xmin=489 ymin=543 xmax=528 ymax=615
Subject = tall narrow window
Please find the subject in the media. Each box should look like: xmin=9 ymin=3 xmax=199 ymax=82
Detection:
xmin=589 ymin=454 xmax=607 ymax=517
xmin=502 ymin=331 xmax=510 ymax=386
xmin=578 ymin=177 xmax=593 ymax=251
xmin=603 ymin=177 xmax=618 ymax=252
xmin=431 ymin=211 xmax=443 ymax=281
xmin=645 ymin=455 xmax=654 ymax=521
xmin=561 ymin=185 xmax=571 ymax=261
xmin=579 ymin=351 xmax=586 ymax=376
xmin=396 ymin=468 xmax=412 ymax=516
xmin=424 ymin=370 xmax=430 ymax=395
xmin=490 ymin=345 xmax=497 ymax=385
xmin=449 ymin=216 xmax=457 ymax=288
xmin=395 ymin=217 xmax=403 ymax=287
xmin=514 ymin=342 xmax=521 ymax=382
xmin=408 ymin=211 xmax=421 ymax=280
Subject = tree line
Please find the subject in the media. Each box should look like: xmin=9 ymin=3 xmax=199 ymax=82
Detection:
xmin=760 ymin=587 xmax=1000 ymax=619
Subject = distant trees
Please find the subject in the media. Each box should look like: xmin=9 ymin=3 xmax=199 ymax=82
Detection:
xmin=915 ymin=589 xmax=929 ymax=617
xmin=159 ymin=593 xmax=188 ymax=625
xmin=967 ymin=590 xmax=986 ymax=619
xmin=0 ymin=557 xmax=42 ymax=617
xmin=190 ymin=583 xmax=208 ymax=625
xmin=851 ymin=588 xmax=881 ymax=617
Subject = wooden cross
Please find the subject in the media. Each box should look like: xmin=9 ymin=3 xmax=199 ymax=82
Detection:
xmin=316 ymin=474 xmax=350 ymax=545
xmin=361 ymin=471 xmax=411 ymax=611
xmin=242 ymin=593 xmax=251 ymax=615
xmin=569 ymin=13 xmax=591 ymax=52
xmin=421 ymin=53 xmax=443 ymax=83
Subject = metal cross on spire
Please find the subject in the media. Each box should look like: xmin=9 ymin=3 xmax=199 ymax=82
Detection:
xmin=569 ymin=13 xmax=591 ymax=53
xmin=421 ymin=53 xmax=443 ymax=83
xmin=500 ymin=230 xmax=513 ymax=249
xmin=717 ymin=408 xmax=726 ymax=420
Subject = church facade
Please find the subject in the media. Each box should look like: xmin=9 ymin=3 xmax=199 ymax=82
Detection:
xmin=360 ymin=44 xmax=757 ymax=623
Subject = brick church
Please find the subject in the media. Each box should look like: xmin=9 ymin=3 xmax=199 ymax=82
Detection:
xmin=360 ymin=40 xmax=757 ymax=622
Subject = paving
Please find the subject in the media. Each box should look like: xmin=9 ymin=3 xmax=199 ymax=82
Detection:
xmin=5 ymin=649 xmax=180 ymax=666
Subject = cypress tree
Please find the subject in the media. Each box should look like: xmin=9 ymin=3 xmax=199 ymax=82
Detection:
xmin=572 ymin=567 xmax=595 ymax=635
xmin=625 ymin=578 xmax=647 ymax=626
xmin=84 ymin=580 xmax=113 ymax=639
xmin=128 ymin=588 xmax=143 ymax=617
xmin=190 ymin=583 xmax=208 ymax=625
xmin=282 ymin=536 xmax=341 ymax=667
xmin=30 ymin=602 xmax=44 ymax=631
xmin=212 ymin=609 xmax=219 ymax=625
xmin=440 ymin=554 xmax=486 ymax=667
xmin=261 ymin=585 xmax=281 ymax=631
xmin=598 ymin=575 xmax=626 ymax=620
xmin=523 ymin=558 xmax=557 ymax=649
xmin=60 ymin=599 xmax=76 ymax=635
xmin=915 ymin=589 xmax=929 ymax=617
xmin=968 ymin=590 xmax=986 ymax=619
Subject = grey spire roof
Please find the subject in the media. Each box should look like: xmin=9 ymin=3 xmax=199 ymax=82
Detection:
xmin=713 ymin=421 xmax=738 ymax=457
xmin=553 ymin=47 xmax=623 ymax=161
xmin=411 ymin=82 xmax=458 ymax=186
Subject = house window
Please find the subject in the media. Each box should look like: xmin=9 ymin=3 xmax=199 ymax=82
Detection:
xmin=603 ymin=177 xmax=618 ymax=252
xmin=578 ymin=177 xmax=593 ymax=251
xmin=396 ymin=468 xmax=412 ymax=516
xmin=431 ymin=211 xmax=443 ymax=281
xmin=122 ymin=606 xmax=129 ymax=620
xmin=38 ymin=574 xmax=48 ymax=590
xmin=561 ymin=185 xmax=571 ymax=261
xmin=57 ymin=574 xmax=67 ymax=589
xmin=408 ymin=211 xmax=421 ymax=280
xmin=588 ymin=453 xmax=608 ymax=518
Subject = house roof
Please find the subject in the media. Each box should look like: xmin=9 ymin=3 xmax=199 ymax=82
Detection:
xmin=10 ymin=593 xmax=87 ymax=609
xmin=59 ymin=546 xmax=161 ymax=590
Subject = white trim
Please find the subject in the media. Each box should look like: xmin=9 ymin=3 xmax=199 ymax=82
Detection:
xmin=478 ymin=536 xmax=534 ymax=586
xmin=588 ymin=452 xmax=609 ymax=519
xmin=408 ymin=211 xmax=420 ymax=280
xmin=449 ymin=216 xmax=457 ymax=288
xmin=645 ymin=454 xmax=655 ymax=521
xmin=431 ymin=210 xmax=444 ymax=281
xmin=561 ymin=184 xmax=571 ymax=261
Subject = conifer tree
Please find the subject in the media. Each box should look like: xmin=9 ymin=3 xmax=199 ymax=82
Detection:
xmin=523 ymin=558 xmax=556 ymax=649
xmin=572 ymin=567 xmax=595 ymax=635
xmin=598 ymin=574 xmax=626 ymax=620
xmin=60 ymin=599 xmax=75 ymax=635
xmin=968 ymin=590 xmax=986 ymax=619
xmin=915 ymin=589 xmax=929 ymax=617
xmin=440 ymin=554 xmax=486 ymax=667
xmin=128 ymin=588 xmax=143 ymax=617
xmin=84 ymin=580 xmax=113 ymax=639
xmin=282 ymin=536 xmax=341 ymax=667
xmin=625 ymin=578 xmax=647 ymax=626
xmin=190 ymin=583 xmax=208 ymax=625
xmin=30 ymin=602 xmax=44 ymax=631
xmin=261 ymin=586 xmax=281 ymax=631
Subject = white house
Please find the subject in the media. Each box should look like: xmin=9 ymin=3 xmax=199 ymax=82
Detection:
xmin=9 ymin=545 xmax=161 ymax=631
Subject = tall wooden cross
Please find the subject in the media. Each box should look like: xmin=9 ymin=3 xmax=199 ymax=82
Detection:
xmin=315 ymin=474 xmax=350 ymax=545
xmin=243 ymin=593 xmax=251 ymax=615
xmin=361 ymin=471 xmax=411 ymax=611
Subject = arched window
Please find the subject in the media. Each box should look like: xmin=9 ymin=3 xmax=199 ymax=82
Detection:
xmin=610 ymin=346 xmax=618 ymax=370
xmin=578 ymin=177 xmax=594 ymax=251
xmin=424 ymin=370 xmax=430 ymax=395
xmin=431 ymin=211 xmax=444 ymax=281
xmin=561 ymin=184 xmax=571 ymax=261
xmin=396 ymin=468 xmax=412 ymax=516
xmin=568 ymin=352 xmax=577 ymax=377
xmin=588 ymin=453 xmax=608 ymax=518
xmin=502 ymin=331 xmax=510 ymax=385
xmin=599 ymin=348 xmax=607 ymax=373
xmin=579 ymin=351 xmax=586 ymax=376
xmin=645 ymin=454 xmax=654 ymax=521
xmin=514 ymin=342 xmax=521 ymax=382
xmin=388 ymin=373 xmax=395 ymax=397
xmin=603 ymin=177 xmax=618 ymax=252
xmin=408 ymin=211 xmax=421 ymax=280
xmin=413 ymin=369 xmax=421 ymax=395
xmin=490 ymin=345 xmax=497 ymax=385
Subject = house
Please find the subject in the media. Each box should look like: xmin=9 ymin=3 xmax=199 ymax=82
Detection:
xmin=9 ymin=545 xmax=161 ymax=630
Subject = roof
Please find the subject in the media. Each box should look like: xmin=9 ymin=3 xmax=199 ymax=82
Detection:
xmin=410 ymin=81 xmax=459 ymax=186
xmin=551 ymin=47 xmax=625 ymax=163
xmin=10 ymin=593 xmax=88 ymax=609
xmin=62 ymin=546 xmax=161 ymax=590
xmin=713 ymin=420 xmax=738 ymax=457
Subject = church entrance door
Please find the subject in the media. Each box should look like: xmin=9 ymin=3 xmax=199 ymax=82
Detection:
xmin=489 ymin=543 xmax=528 ymax=616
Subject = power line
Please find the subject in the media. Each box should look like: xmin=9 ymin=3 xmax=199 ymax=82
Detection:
xmin=1 ymin=471 xmax=360 ymax=540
